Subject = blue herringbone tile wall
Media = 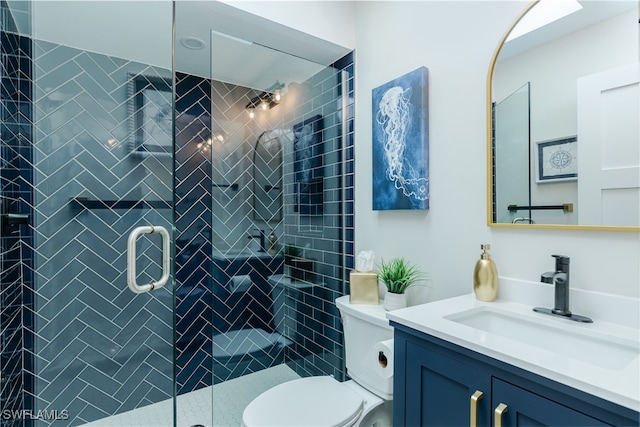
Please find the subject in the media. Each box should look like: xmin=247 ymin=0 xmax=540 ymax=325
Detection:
xmin=0 ymin=28 xmax=176 ymax=423
xmin=30 ymin=39 xmax=174 ymax=425
xmin=175 ymin=55 xmax=354 ymax=394
xmin=207 ymin=77 xmax=290 ymax=386
xmin=174 ymin=72 xmax=214 ymax=394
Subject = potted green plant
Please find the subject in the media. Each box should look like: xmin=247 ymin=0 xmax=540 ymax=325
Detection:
xmin=377 ymin=257 xmax=428 ymax=310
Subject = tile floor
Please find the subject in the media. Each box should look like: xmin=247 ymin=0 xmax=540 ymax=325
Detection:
xmin=82 ymin=364 xmax=301 ymax=427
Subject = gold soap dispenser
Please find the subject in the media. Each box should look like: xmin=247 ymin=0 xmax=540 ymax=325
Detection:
xmin=473 ymin=244 xmax=498 ymax=301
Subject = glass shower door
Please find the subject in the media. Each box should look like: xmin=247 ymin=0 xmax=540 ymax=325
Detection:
xmin=205 ymin=28 xmax=348 ymax=427
xmin=169 ymin=3 xmax=352 ymax=425
xmin=8 ymin=1 xmax=177 ymax=425
xmin=493 ymin=82 xmax=531 ymax=223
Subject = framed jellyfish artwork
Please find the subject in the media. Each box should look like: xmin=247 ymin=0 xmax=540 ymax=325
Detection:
xmin=372 ymin=66 xmax=430 ymax=210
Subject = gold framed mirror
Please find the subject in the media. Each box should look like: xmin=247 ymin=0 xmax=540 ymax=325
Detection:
xmin=487 ymin=0 xmax=639 ymax=231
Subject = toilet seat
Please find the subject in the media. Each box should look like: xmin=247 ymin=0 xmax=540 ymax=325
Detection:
xmin=242 ymin=376 xmax=364 ymax=427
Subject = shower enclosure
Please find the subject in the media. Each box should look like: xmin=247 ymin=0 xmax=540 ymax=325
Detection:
xmin=1 ymin=1 xmax=354 ymax=425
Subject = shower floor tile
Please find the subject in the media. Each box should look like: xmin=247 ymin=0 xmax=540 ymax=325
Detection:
xmin=81 ymin=364 xmax=300 ymax=427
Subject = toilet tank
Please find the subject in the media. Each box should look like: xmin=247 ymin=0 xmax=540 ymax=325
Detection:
xmin=335 ymin=295 xmax=394 ymax=400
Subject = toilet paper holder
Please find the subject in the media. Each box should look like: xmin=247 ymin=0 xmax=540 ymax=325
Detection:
xmin=378 ymin=351 xmax=388 ymax=368
xmin=373 ymin=338 xmax=394 ymax=380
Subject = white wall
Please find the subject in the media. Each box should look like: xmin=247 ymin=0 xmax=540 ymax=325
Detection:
xmin=219 ymin=0 xmax=355 ymax=50
xmin=351 ymin=1 xmax=640 ymax=302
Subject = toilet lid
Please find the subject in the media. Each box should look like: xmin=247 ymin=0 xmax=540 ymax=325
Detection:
xmin=242 ymin=376 xmax=364 ymax=427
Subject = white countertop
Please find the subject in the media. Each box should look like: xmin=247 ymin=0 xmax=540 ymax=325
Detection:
xmin=386 ymin=281 xmax=640 ymax=412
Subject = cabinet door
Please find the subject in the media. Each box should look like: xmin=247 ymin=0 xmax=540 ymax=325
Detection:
xmin=492 ymin=378 xmax=612 ymax=426
xmin=403 ymin=339 xmax=492 ymax=426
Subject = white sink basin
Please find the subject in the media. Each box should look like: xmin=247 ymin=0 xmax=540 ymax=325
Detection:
xmin=444 ymin=306 xmax=639 ymax=370
xmin=385 ymin=290 xmax=640 ymax=411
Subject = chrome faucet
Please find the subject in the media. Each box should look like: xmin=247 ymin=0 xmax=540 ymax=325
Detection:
xmin=533 ymin=255 xmax=593 ymax=323
xmin=248 ymin=228 xmax=266 ymax=252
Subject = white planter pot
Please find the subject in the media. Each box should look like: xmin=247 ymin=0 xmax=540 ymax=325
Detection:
xmin=383 ymin=292 xmax=407 ymax=311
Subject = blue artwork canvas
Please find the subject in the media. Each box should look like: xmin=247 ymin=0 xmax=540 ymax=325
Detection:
xmin=372 ymin=67 xmax=429 ymax=210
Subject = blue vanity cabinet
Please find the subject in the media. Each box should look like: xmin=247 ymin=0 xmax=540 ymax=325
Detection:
xmin=392 ymin=324 xmax=639 ymax=427
xmin=399 ymin=335 xmax=492 ymax=426
xmin=491 ymin=378 xmax=606 ymax=426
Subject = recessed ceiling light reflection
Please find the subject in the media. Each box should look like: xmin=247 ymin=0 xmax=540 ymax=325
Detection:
xmin=180 ymin=37 xmax=205 ymax=50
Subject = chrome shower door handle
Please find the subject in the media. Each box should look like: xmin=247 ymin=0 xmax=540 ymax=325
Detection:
xmin=127 ymin=225 xmax=170 ymax=293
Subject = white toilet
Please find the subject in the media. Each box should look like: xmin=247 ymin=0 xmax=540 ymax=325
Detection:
xmin=242 ymin=295 xmax=394 ymax=427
